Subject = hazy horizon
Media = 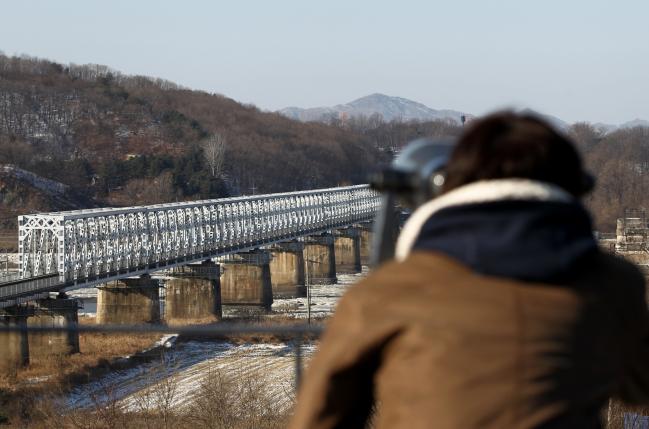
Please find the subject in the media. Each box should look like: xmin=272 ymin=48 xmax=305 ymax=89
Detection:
xmin=1 ymin=0 xmax=648 ymax=124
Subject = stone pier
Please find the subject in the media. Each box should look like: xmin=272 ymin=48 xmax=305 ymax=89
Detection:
xmin=220 ymin=250 xmax=273 ymax=311
xmin=334 ymin=228 xmax=362 ymax=274
xmin=269 ymin=242 xmax=306 ymax=298
xmin=357 ymin=224 xmax=373 ymax=266
xmin=0 ymin=307 xmax=30 ymax=372
xmin=97 ymin=275 xmax=160 ymax=324
xmin=165 ymin=261 xmax=222 ymax=323
xmin=304 ymin=233 xmax=337 ymax=285
xmin=28 ymin=294 xmax=80 ymax=361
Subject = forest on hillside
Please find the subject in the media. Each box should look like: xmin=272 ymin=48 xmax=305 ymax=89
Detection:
xmin=1 ymin=53 xmax=649 ymax=236
xmin=569 ymin=123 xmax=649 ymax=231
xmin=0 ymin=54 xmax=387 ymax=194
xmin=331 ymin=114 xmax=649 ymax=232
xmin=0 ymin=54 xmax=387 ymax=233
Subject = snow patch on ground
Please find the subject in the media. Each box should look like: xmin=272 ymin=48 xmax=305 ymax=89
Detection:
xmin=118 ymin=342 xmax=303 ymax=412
xmin=65 ymin=341 xmax=309 ymax=413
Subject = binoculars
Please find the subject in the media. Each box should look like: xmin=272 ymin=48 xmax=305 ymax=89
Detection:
xmin=369 ymin=138 xmax=456 ymax=265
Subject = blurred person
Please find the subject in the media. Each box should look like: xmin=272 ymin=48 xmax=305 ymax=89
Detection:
xmin=289 ymin=112 xmax=649 ymax=428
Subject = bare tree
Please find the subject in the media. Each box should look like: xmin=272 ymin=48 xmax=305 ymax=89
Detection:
xmin=202 ymin=133 xmax=227 ymax=178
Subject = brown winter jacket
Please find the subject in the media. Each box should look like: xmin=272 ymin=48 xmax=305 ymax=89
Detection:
xmin=289 ymin=180 xmax=649 ymax=429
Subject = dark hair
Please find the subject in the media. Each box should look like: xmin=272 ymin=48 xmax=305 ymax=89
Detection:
xmin=442 ymin=112 xmax=592 ymax=197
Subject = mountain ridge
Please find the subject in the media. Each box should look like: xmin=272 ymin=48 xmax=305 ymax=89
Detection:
xmin=280 ymin=94 xmax=648 ymax=133
xmin=279 ymin=93 xmax=469 ymax=124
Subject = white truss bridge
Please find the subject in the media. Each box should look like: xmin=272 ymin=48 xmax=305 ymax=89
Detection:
xmin=0 ymin=185 xmax=379 ymax=307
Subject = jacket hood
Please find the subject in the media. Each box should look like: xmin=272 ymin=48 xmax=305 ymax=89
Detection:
xmin=395 ymin=179 xmax=597 ymax=283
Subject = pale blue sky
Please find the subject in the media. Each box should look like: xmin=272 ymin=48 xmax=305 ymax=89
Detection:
xmin=1 ymin=0 xmax=647 ymax=124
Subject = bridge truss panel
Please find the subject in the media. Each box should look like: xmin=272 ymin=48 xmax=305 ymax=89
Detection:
xmin=18 ymin=185 xmax=380 ymax=285
xmin=18 ymin=214 xmax=63 ymax=280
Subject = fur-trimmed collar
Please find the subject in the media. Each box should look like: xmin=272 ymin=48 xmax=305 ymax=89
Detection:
xmin=395 ymin=179 xmax=575 ymax=262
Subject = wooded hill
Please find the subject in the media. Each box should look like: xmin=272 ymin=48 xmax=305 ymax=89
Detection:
xmin=1 ymin=53 xmax=649 ymax=238
xmin=0 ymin=54 xmax=386 ymax=232
xmin=571 ymin=123 xmax=649 ymax=232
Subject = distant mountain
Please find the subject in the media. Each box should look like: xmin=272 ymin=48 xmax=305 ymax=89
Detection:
xmin=518 ymin=108 xmax=570 ymax=131
xmin=511 ymin=113 xmax=649 ymax=134
xmin=281 ymin=95 xmax=649 ymax=134
xmin=592 ymin=122 xmax=619 ymax=134
xmin=591 ymin=119 xmax=649 ymax=134
xmin=279 ymin=93 xmax=469 ymax=124
xmin=620 ymin=118 xmax=649 ymax=129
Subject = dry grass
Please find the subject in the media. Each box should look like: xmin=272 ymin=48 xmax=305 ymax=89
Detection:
xmin=173 ymin=316 xmax=322 ymax=346
xmin=164 ymin=315 xmax=220 ymax=327
xmin=0 ymin=313 xmax=314 ymax=426
xmin=0 ymin=316 xmax=159 ymax=390
xmin=0 ymin=316 xmax=160 ymax=426
xmin=25 ymin=352 xmax=291 ymax=429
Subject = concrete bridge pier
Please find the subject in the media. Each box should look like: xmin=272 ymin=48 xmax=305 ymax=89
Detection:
xmin=269 ymin=241 xmax=306 ymax=298
xmin=97 ymin=275 xmax=160 ymax=324
xmin=0 ymin=307 xmax=30 ymax=373
xmin=165 ymin=261 xmax=222 ymax=323
xmin=304 ymin=233 xmax=337 ymax=285
xmin=220 ymin=250 xmax=273 ymax=312
xmin=356 ymin=223 xmax=374 ymax=266
xmin=334 ymin=227 xmax=362 ymax=274
xmin=28 ymin=293 xmax=80 ymax=361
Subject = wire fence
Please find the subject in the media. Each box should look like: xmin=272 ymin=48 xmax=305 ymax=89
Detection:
xmin=0 ymin=322 xmax=322 ymax=389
